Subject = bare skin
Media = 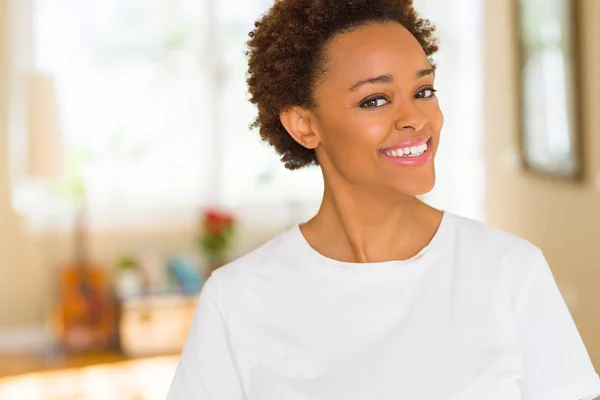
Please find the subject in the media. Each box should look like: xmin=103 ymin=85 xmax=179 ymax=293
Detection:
xmin=280 ymin=22 xmax=444 ymax=263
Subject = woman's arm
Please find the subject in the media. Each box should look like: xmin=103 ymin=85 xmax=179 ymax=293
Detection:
xmin=166 ymin=275 xmax=245 ymax=400
xmin=516 ymin=250 xmax=600 ymax=400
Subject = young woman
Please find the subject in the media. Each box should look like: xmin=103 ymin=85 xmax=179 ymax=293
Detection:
xmin=167 ymin=0 xmax=600 ymax=398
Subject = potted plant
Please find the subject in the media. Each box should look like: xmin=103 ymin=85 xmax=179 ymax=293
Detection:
xmin=113 ymin=254 xmax=145 ymax=299
xmin=199 ymin=208 xmax=236 ymax=276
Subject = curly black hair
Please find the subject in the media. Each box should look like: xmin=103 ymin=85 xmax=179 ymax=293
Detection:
xmin=246 ymin=0 xmax=438 ymax=170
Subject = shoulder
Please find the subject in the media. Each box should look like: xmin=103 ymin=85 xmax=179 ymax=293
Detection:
xmin=208 ymin=225 xmax=296 ymax=290
xmin=445 ymin=212 xmax=547 ymax=299
xmin=447 ymin=212 xmax=542 ymax=262
xmin=199 ymin=226 xmax=301 ymax=317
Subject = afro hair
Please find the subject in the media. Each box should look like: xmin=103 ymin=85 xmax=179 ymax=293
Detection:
xmin=246 ymin=0 xmax=438 ymax=169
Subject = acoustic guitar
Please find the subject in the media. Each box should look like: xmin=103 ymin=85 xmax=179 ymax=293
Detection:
xmin=54 ymin=200 xmax=116 ymax=353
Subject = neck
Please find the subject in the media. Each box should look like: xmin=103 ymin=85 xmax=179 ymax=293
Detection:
xmin=301 ymin=175 xmax=442 ymax=263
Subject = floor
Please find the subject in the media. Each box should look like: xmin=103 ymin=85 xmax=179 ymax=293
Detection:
xmin=0 ymin=352 xmax=130 ymax=378
xmin=0 ymin=352 xmax=179 ymax=400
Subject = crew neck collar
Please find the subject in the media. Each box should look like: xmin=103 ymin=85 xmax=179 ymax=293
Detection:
xmin=284 ymin=211 xmax=454 ymax=280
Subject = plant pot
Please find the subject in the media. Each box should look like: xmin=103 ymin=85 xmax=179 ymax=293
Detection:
xmin=114 ymin=270 xmax=144 ymax=299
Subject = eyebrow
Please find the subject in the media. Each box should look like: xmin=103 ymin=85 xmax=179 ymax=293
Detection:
xmin=348 ymin=68 xmax=435 ymax=92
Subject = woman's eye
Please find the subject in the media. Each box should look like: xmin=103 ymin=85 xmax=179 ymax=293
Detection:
xmin=415 ymin=87 xmax=437 ymax=99
xmin=360 ymin=96 xmax=389 ymax=109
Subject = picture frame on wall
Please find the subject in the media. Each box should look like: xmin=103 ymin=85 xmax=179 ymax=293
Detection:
xmin=515 ymin=0 xmax=582 ymax=180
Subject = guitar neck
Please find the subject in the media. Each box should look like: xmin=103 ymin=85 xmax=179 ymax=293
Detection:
xmin=74 ymin=200 xmax=89 ymax=267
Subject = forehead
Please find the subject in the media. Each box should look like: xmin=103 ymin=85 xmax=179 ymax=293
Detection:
xmin=321 ymin=22 xmax=430 ymax=85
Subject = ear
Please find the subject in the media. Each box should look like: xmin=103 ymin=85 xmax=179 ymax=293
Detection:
xmin=279 ymin=106 xmax=320 ymax=149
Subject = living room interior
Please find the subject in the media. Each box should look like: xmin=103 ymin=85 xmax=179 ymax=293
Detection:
xmin=0 ymin=0 xmax=599 ymax=399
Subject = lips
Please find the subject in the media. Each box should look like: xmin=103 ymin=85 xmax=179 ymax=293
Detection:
xmin=380 ymin=135 xmax=430 ymax=153
xmin=379 ymin=136 xmax=433 ymax=167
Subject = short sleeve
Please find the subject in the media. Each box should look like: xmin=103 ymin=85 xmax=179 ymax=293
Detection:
xmin=515 ymin=250 xmax=600 ymax=400
xmin=166 ymin=275 xmax=245 ymax=400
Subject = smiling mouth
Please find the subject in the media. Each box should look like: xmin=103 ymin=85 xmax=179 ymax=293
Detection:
xmin=381 ymin=138 xmax=432 ymax=158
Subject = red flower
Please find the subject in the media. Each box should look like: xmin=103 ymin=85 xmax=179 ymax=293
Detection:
xmin=202 ymin=208 xmax=235 ymax=235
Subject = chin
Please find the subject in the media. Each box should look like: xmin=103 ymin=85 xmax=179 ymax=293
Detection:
xmin=392 ymin=173 xmax=436 ymax=198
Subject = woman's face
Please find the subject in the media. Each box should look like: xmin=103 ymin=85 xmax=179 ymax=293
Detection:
xmin=311 ymin=21 xmax=443 ymax=197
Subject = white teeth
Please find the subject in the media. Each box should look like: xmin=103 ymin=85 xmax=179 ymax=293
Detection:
xmin=384 ymin=141 xmax=429 ymax=158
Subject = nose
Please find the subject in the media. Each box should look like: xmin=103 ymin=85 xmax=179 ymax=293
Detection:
xmin=393 ymin=99 xmax=428 ymax=132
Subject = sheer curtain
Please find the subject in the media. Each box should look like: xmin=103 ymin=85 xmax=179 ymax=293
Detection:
xmin=21 ymin=0 xmax=216 ymax=229
xmin=12 ymin=0 xmax=484 ymax=230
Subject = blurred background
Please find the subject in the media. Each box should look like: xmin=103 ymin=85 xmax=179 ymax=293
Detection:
xmin=0 ymin=0 xmax=598 ymax=399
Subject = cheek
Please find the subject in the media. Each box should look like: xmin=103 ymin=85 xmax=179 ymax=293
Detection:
xmin=322 ymin=110 xmax=389 ymax=150
xmin=317 ymin=111 xmax=388 ymax=180
xmin=429 ymin=106 xmax=444 ymax=133
xmin=361 ymin=116 xmax=390 ymax=143
xmin=338 ymin=111 xmax=391 ymax=150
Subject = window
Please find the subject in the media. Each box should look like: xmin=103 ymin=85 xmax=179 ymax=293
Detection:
xmin=416 ymin=0 xmax=485 ymax=221
xmin=11 ymin=0 xmax=322 ymax=230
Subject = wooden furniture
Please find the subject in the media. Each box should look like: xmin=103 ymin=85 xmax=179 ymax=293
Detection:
xmin=118 ymin=293 xmax=198 ymax=358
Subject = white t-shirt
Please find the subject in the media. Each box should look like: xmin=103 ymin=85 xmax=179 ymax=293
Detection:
xmin=166 ymin=212 xmax=600 ymax=400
